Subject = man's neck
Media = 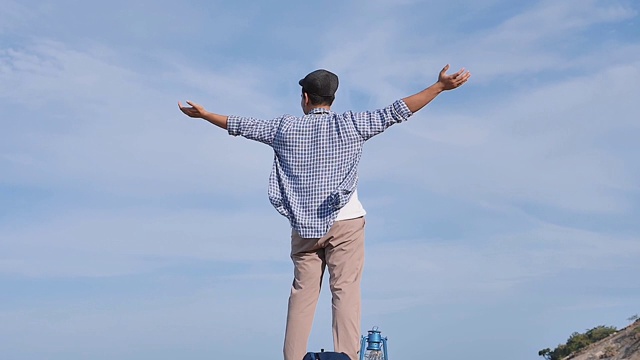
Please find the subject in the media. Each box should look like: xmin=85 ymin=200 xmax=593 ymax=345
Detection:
xmin=313 ymin=105 xmax=331 ymax=111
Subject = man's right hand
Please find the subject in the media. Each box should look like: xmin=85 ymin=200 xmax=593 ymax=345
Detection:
xmin=178 ymin=100 xmax=229 ymax=129
xmin=178 ymin=101 xmax=208 ymax=118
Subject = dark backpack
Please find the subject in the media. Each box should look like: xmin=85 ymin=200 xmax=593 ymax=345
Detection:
xmin=302 ymin=351 xmax=351 ymax=360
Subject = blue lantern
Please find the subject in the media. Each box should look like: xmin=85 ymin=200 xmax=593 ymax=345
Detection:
xmin=359 ymin=326 xmax=388 ymax=360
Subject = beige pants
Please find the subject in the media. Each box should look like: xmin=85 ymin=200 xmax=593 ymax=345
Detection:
xmin=283 ymin=217 xmax=365 ymax=360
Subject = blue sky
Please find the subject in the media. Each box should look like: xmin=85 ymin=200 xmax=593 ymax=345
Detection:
xmin=1 ymin=0 xmax=639 ymax=359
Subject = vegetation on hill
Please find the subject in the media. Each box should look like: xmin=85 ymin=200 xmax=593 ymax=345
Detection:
xmin=538 ymin=325 xmax=618 ymax=360
xmin=538 ymin=315 xmax=639 ymax=360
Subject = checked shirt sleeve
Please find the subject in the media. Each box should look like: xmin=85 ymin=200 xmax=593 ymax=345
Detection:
xmin=347 ymin=100 xmax=413 ymax=141
xmin=227 ymin=115 xmax=284 ymax=146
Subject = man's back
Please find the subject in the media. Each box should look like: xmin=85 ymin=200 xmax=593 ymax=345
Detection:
xmin=271 ymin=108 xmax=366 ymax=237
xmin=228 ymin=100 xmax=412 ymax=237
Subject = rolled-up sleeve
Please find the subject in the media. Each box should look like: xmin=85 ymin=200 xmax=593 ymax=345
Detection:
xmin=227 ymin=115 xmax=284 ymax=146
xmin=347 ymin=100 xmax=413 ymax=141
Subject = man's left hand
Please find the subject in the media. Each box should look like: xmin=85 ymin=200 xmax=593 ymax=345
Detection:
xmin=437 ymin=64 xmax=471 ymax=91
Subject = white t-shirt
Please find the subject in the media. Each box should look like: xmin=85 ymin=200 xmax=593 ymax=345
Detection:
xmin=335 ymin=189 xmax=367 ymax=221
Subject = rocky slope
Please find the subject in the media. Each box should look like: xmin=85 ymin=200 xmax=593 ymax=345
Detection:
xmin=566 ymin=321 xmax=640 ymax=360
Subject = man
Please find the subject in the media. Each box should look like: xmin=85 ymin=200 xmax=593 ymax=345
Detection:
xmin=178 ymin=64 xmax=470 ymax=360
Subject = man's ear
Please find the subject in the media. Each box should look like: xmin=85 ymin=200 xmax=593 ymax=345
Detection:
xmin=303 ymin=92 xmax=310 ymax=106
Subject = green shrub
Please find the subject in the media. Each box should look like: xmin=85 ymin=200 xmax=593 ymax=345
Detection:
xmin=538 ymin=325 xmax=617 ymax=360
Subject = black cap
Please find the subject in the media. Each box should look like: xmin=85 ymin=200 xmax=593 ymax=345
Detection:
xmin=299 ymin=69 xmax=339 ymax=97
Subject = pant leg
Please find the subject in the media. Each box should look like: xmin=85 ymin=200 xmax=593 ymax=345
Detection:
xmin=324 ymin=217 xmax=366 ymax=360
xmin=283 ymin=231 xmax=325 ymax=360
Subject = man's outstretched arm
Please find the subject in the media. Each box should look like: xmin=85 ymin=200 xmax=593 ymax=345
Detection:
xmin=178 ymin=100 xmax=282 ymax=146
xmin=402 ymin=64 xmax=471 ymax=113
xmin=348 ymin=64 xmax=471 ymax=140
xmin=178 ymin=101 xmax=228 ymax=129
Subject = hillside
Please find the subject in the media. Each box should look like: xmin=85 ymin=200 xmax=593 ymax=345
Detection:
xmin=564 ymin=321 xmax=640 ymax=360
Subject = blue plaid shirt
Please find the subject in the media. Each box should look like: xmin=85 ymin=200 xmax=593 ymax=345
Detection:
xmin=227 ymin=99 xmax=413 ymax=238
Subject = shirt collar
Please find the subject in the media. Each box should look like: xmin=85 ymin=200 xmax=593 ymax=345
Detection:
xmin=309 ymin=108 xmax=332 ymax=115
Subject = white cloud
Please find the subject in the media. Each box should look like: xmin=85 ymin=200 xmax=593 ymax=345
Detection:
xmin=0 ymin=284 xmax=289 ymax=359
xmin=485 ymin=0 xmax=635 ymax=44
xmin=0 ymin=0 xmax=33 ymax=34
xmin=0 ymin=40 xmax=287 ymax=196
xmin=0 ymin=207 xmax=290 ymax=277
xmin=361 ymin=221 xmax=640 ymax=314
xmin=317 ymin=0 xmax=637 ymax=94
xmin=356 ymin=55 xmax=640 ymax=214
